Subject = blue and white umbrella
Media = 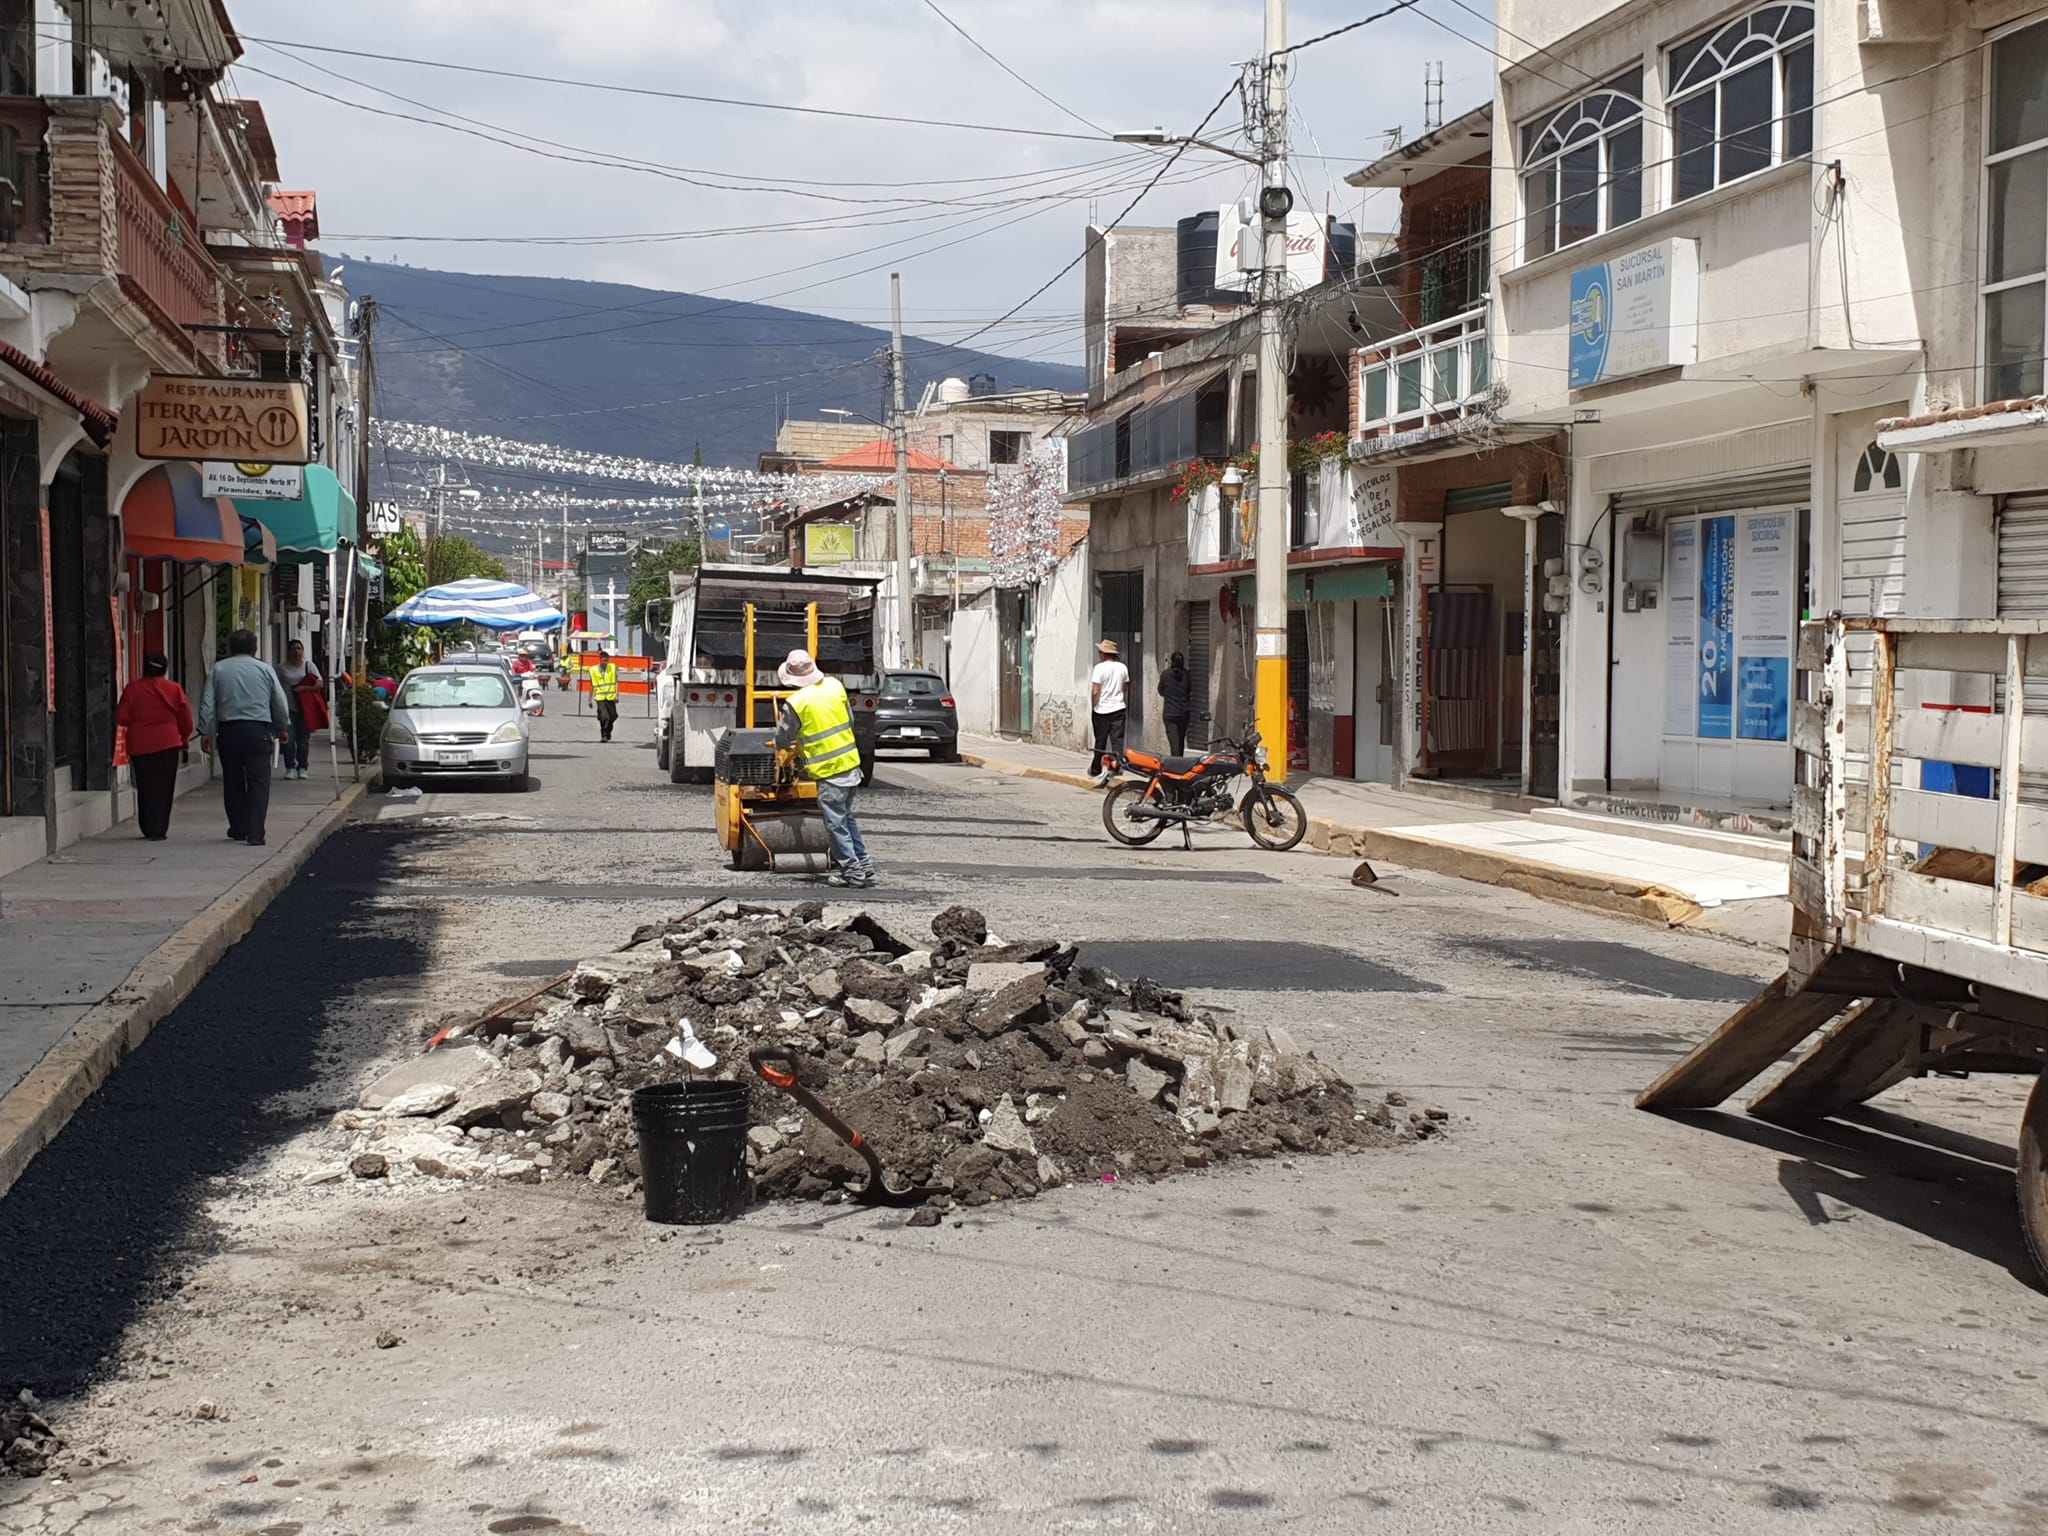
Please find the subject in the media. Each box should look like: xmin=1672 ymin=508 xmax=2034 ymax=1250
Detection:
xmin=383 ymin=576 xmax=566 ymax=629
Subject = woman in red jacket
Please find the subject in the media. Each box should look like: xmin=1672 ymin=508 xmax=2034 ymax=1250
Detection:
xmin=116 ymin=653 xmax=194 ymax=841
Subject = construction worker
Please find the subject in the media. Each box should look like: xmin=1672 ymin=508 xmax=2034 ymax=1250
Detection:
xmin=590 ymin=648 xmax=620 ymax=742
xmin=774 ymin=648 xmax=872 ymax=888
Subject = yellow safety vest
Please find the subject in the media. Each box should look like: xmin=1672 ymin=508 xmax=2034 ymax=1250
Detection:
xmin=788 ymin=677 xmax=860 ymax=780
xmin=590 ymin=662 xmax=619 ymax=702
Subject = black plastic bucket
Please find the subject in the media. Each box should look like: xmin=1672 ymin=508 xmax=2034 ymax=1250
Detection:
xmin=632 ymin=1081 xmax=752 ymax=1224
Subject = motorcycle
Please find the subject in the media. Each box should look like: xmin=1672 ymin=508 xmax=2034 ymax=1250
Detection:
xmin=1101 ymin=728 xmax=1308 ymax=852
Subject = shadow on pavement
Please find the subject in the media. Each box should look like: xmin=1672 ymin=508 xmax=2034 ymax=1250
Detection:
xmin=1659 ymin=1107 xmax=2038 ymax=1287
xmin=0 ymin=825 xmax=434 ymax=1396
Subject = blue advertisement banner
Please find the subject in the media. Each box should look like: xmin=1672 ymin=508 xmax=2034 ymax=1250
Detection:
xmin=1698 ymin=515 xmax=1735 ymax=739
xmin=1568 ymin=263 xmax=1609 ymax=389
xmin=1739 ymin=657 xmax=1790 ymax=740
xmin=1736 ymin=511 xmax=1792 ymax=741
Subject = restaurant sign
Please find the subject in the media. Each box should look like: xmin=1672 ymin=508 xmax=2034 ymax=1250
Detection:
xmin=137 ymin=376 xmax=309 ymax=464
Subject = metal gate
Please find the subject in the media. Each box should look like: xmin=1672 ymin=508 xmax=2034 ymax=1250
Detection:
xmin=1184 ymin=599 xmax=1211 ymax=748
xmin=997 ymin=588 xmax=1030 ymax=736
xmin=1841 ymin=461 xmax=1907 ymax=787
xmin=1286 ymin=607 xmax=1309 ymax=771
xmin=1998 ymin=491 xmax=2048 ymax=799
xmin=1099 ymin=569 xmax=1143 ymax=743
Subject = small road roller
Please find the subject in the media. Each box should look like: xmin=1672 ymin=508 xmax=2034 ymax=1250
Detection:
xmin=712 ymin=599 xmax=833 ymax=873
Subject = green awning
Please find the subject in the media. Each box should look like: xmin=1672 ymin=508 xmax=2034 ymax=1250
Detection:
xmin=233 ymin=464 xmax=359 ymax=552
xmin=1300 ymin=564 xmax=1394 ymax=602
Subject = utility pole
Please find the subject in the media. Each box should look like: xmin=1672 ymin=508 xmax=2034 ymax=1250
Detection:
xmin=890 ymin=272 xmax=915 ymax=668
xmin=1254 ymin=0 xmax=1292 ymax=778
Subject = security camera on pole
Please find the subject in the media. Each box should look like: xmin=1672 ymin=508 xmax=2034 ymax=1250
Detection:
xmin=1254 ymin=0 xmax=1293 ymax=779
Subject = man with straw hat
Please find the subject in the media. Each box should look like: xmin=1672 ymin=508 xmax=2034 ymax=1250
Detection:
xmin=1088 ymin=637 xmax=1130 ymax=786
xmin=774 ymin=648 xmax=874 ymax=888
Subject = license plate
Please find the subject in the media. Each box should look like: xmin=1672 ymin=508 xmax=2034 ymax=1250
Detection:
xmin=435 ymin=749 xmax=471 ymax=763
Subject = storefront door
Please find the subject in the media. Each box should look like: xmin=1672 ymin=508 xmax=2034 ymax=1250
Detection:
xmin=1354 ymin=597 xmax=1396 ymax=784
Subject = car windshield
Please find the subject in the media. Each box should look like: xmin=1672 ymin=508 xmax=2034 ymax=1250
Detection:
xmin=887 ymin=673 xmax=942 ymax=696
xmin=396 ymin=672 xmax=514 ymax=709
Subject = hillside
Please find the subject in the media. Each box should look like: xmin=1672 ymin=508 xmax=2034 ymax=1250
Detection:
xmin=350 ymin=260 xmax=1083 ymax=471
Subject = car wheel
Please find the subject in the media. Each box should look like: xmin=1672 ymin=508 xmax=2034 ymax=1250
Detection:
xmin=931 ymin=740 xmax=959 ymax=762
xmin=508 ymin=772 xmax=531 ymax=793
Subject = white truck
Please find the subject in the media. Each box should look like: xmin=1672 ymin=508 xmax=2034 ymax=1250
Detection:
xmin=656 ymin=564 xmax=884 ymax=784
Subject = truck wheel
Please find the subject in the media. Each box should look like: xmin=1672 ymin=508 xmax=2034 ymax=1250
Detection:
xmin=860 ymin=751 xmax=878 ymax=784
xmin=656 ymin=723 xmax=670 ymax=771
xmin=2019 ymin=1074 xmax=2048 ymax=1286
xmin=668 ymin=717 xmax=691 ymax=784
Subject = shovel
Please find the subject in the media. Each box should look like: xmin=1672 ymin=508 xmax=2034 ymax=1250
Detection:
xmin=748 ymin=1045 xmax=936 ymax=1207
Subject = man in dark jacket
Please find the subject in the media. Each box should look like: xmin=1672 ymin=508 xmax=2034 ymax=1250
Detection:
xmin=1158 ymin=651 xmax=1194 ymax=755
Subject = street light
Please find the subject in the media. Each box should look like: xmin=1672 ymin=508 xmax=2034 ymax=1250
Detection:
xmin=1218 ymin=464 xmax=1250 ymax=556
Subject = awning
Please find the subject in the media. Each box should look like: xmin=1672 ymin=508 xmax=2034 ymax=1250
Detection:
xmin=234 ymin=463 xmax=358 ymax=552
xmin=384 ymin=577 xmax=566 ymax=629
xmin=242 ymin=515 xmax=278 ymax=566
xmin=122 ymin=464 xmax=243 ymax=566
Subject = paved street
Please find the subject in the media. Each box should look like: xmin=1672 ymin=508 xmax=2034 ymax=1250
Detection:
xmin=2 ymin=709 xmax=2044 ymax=1534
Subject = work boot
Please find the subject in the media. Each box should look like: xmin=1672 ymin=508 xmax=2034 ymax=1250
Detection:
xmin=824 ymin=869 xmax=854 ymax=888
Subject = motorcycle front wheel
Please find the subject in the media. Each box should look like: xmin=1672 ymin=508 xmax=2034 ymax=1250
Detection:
xmin=1241 ymin=783 xmax=1307 ymax=851
xmin=1102 ymin=780 xmax=1169 ymax=846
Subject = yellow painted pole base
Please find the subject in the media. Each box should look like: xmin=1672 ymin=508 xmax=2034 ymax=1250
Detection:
xmin=1255 ymin=652 xmax=1290 ymax=784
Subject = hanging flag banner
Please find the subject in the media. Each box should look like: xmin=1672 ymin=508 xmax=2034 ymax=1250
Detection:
xmin=1697 ymin=515 xmax=1736 ymax=739
xmin=1663 ymin=519 xmax=1697 ymax=737
xmin=804 ymin=523 xmax=857 ymax=565
xmin=1737 ymin=511 xmax=1792 ymax=741
xmin=203 ymin=461 xmax=304 ymax=501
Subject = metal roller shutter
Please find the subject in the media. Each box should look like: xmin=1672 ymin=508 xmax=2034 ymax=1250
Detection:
xmin=1840 ymin=487 xmax=1907 ymax=788
xmin=1999 ymin=493 xmax=2048 ymax=802
xmin=1184 ymin=602 xmax=1211 ymax=748
xmin=1605 ymin=468 xmax=1810 ymax=520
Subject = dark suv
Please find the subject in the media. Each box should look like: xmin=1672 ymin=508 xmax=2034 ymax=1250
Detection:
xmin=873 ymin=669 xmax=958 ymax=760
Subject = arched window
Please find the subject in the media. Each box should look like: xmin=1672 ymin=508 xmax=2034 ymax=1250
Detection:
xmin=1669 ymin=3 xmax=1815 ymax=202
xmin=1852 ymin=441 xmax=1902 ymax=493
xmin=1520 ymin=69 xmax=1645 ymax=260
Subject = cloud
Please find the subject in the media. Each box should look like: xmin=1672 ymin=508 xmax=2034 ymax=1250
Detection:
xmin=231 ymin=0 xmax=1483 ymax=357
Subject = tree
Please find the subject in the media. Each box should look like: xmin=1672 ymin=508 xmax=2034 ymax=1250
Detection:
xmin=627 ymin=538 xmax=701 ymax=629
xmin=425 ymin=535 xmax=509 ymax=587
xmin=368 ymin=526 xmax=432 ymax=676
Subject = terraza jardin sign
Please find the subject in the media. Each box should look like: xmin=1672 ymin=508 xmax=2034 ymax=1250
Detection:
xmin=136 ymin=376 xmax=309 ymax=464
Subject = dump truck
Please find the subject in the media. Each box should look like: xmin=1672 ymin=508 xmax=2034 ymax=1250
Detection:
xmin=656 ymin=565 xmax=882 ymax=786
xmin=1641 ymin=614 xmax=2048 ymax=1279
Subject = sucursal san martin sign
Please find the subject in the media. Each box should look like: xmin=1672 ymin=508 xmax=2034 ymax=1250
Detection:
xmin=1568 ymin=238 xmax=1699 ymax=389
xmin=136 ymin=376 xmax=310 ymax=464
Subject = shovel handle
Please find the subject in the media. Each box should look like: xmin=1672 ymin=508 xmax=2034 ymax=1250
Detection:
xmin=747 ymin=1045 xmax=886 ymax=1189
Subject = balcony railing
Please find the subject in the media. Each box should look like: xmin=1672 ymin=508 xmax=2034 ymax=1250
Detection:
xmin=108 ymin=128 xmax=222 ymax=355
xmin=1353 ymin=304 xmax=1490 ymax=442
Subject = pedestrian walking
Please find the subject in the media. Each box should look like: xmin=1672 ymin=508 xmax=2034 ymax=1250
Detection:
xmin=589 ymin=648 xmax=620 ymax=741
xmin=774 ymin=648 xmax=874 ymax=888
xmin=1158 ymin=650 xmax=1194 ymax=756
xmin=116 ymin=653 xmax=193 ymax=841
xmin=1088 ymin=639 xmax=1130 ymax=784
xmin=275 ymin=639 xmax=324 ymax=780
xmin=196 ymin=628 xmax=290 ymax=846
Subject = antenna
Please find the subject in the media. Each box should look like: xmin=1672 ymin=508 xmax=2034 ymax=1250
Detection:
xmin=1424 ymin=63 xmax=1443 ymax=132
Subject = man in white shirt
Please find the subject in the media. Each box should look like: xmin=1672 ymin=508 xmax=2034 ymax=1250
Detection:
xmin=1088 ymin=638 xmax=1130 ymax=785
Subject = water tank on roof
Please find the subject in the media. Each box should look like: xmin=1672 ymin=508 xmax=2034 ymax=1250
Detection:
xmin=968 ymin=373 xmax=998 ymax=396
xmin=938 ymin=376 xmax=971 ymax=404
xmin=1326 ymin=221 xmax=1359 ymax=283
xmin=1176 ymin=212 xmax=1249 ymax=306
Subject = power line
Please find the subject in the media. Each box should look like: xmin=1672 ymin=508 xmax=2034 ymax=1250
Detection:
xmin=919 ymin=0 xmax=1109 ymax=136
xmin=1275 ymin=0 xmax=1424 ymax=57
xmin=241 ymin=33 xmax=1114 ymax=143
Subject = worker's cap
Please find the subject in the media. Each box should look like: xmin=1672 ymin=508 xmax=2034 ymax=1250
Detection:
xmin=1096 ymin=639 xmax=1120 ymax=656
xmin=778 ymin=649 xmax=823 ymax=686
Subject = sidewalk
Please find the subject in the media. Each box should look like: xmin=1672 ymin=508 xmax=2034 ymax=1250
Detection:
xmin=0 ymin=766 xmax=368 ymax=1197
xmin=957 ymin=731 xmax=1790 ymax=942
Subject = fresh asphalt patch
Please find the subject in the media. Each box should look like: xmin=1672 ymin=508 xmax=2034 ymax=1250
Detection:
xmin=0 ymin=826 xmax=427 ymax=1396
xmin=1463 ymin=938 xmax=1758 ymax=1002
xmin=1080 ymin=939 xmax=1441 ymax=994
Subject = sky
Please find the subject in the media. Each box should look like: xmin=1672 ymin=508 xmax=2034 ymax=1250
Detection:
xmin=227 ymin=0 xmax=1499 ymax=369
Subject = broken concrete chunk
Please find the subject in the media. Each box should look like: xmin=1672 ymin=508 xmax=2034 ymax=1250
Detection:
xmin=1184 ymin=1108 xmax=1222 ymax=1139
xmin=965 ymin=961 xmax=1045 ymax=994
xmin=981 ymin=1093 xmax=1037 ymax=1157
xmin=747 ymin=1126 xmax=785 ymax=1156
xmin=884 ymin=1026 xmax=932 ymax=1064
xmin=844 ymin=996 xmax=901 ymax=1030
xmin=807 ymin=969 xmax=846 ymax=1006
xmin=968 ymin=970 xmax=1048 ymax=1038
xmin=931 ymin=904 xmax=989 ymax=948
xmin=444 ymin=1066 xmax=543 ymax=1128
xmin=852 ymin=1031 xmax=888 ymax=1067
xmin=892 ymin=949 xmax=935 ymax=979
xmin=1125 ymin=1059 xmax=1170 ymax=1104
xmin=528 ymin=1091 xmax=573 ymax=1122
xmin=380 ymin=1083 xmax=460 ymax=1119
xmin=1265 ymin=1024 xmax=1304 ymax=1057
xmin=358 ymin=1042 xmax=494 ymax=1111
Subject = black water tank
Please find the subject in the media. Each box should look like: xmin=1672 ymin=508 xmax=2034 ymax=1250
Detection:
xmin=1326 ymin=221 xmax=1358 ymax=283
xmin=1177 ymin=212 xmax=1249 ymax=306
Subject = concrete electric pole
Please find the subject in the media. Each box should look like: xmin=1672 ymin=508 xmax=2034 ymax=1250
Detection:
xmin=1254 ymin=0 xmax=1292 ymax=778
xmin=890 ymin=272 xmax=915 ymax=668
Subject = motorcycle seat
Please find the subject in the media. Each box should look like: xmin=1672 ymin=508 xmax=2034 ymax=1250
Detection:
xmin=1155 ymin=754 xmax=1208 ymax=775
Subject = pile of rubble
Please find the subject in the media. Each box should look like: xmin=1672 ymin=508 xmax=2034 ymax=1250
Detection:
xmin=1 ymin=1390 xmax=60 ymax=1478
xmin=328 ymin=902 xmax=1426 ymax=1207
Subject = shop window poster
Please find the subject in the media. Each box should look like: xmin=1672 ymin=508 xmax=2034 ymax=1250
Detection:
xmin=1697 ymin=515 xmax=1735 ymax=739
xmin=1664 ymin=519 xmax=1698 ymax=738
xmin=1736 ymin=511 xmax=1792 ymax=741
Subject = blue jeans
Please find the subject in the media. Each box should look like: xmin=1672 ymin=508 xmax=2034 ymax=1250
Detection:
xmin=284 ymin=714 xmax=311 ymax=771
xmin=817 ymin=780 xmax=870 ymax=870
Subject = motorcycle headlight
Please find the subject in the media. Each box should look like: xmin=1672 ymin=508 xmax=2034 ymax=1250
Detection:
xmin=1254 ymin=746 xmax=1269 ymax=767
xmin=384 ymin=721 xmax=417 ymax=745
xmin=490 ymin=721 xmax=524 ymax=744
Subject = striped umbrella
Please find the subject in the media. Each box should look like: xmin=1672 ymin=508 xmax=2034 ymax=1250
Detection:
xmin=382 ymin=576 xmax=566 ymax=629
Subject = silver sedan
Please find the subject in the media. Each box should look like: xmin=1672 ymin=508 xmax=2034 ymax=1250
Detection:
xmin=380 ymin=664 xmax=533 ymax=790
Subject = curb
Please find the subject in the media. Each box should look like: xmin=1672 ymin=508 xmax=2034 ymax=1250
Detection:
xmin=0 ymin=780 xmax=370 ymax=1201
xmin=960 ymin=749 xmax=1700 ymax=926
